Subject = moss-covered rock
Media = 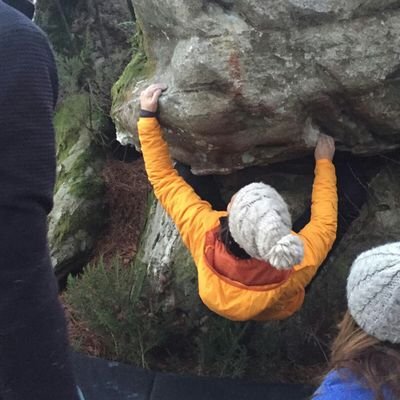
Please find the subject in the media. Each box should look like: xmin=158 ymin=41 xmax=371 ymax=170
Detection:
xmin=111 ymin=25 xmax=156 ymax=146
xmin=37 ymin=0 xmax=140 ymax=280
xmin=48 ymin=94 xmax=107 ymax=279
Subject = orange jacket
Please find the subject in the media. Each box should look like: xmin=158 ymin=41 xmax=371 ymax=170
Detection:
xmin=138 ymin=117 xmax=338 ymax=321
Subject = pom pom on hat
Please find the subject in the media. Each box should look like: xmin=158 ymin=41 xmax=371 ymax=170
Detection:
xmin=347 ymin=242 xmax=400 ymax=344
xmin=228 ymin=182 xmax=304 ymax=269
xmin=267 ymin=234 xmax=304 ymax=270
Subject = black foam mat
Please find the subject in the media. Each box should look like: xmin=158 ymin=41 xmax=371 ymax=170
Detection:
xmin=73 ymin=353 xmax=315 ymax=400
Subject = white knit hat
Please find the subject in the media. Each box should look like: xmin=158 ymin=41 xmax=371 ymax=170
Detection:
xmin=347 ymin=242 xmax=400 ymax=343
xmin=228 ymin=182 xmax=304 ymax=270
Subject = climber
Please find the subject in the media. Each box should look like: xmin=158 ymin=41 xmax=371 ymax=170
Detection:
xmin=0 ymin=1 xmax=84 ymax=399
xmin=137 ymin=83 xmax=337 ymax=321
xmin=313 ymin=242 xmax=400 ymax=399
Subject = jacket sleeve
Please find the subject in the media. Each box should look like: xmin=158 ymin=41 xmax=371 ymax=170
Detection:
xmin=292 ymin=159 xmax=338 ymax=289
xmin=137 ymin=117 xmax=221 ymax=253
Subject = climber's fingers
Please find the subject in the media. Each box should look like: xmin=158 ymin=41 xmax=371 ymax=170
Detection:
xmin=144 ymin=83 xmax=167 ymax=97
xmin=322 ymin=134 xmax=335 ymax=151
xmin=151 ymin=88 xmax=163 ymax=103
xmin=140 ymin=83 xmax=167 ymax=113
xmin=315 ymin=134 xmax=335 ymax=161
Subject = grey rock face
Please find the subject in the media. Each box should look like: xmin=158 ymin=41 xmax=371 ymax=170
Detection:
xmin=113 ymin=0 xmax=400 ymax=173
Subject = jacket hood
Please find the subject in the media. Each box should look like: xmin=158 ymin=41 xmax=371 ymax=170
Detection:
xmin=205 ymin=227 xmax=292 ymax=287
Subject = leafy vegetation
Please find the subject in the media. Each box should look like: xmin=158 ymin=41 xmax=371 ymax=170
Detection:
xmin=65 ymin=257 xmax=173 ymax=367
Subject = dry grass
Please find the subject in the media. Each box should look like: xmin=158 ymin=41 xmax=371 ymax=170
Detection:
xmin=92 ymin=157 xmax=150 ymax=265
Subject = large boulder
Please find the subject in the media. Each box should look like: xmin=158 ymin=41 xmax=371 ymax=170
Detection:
xmin=112 ymin=0 xmax=400 ymax=174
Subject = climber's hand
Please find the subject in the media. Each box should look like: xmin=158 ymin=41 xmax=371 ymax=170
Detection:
xmin=315 ymin=134 xmax=335 ymax=161
xmin=140 ymin=83 xmax=167 ymax=113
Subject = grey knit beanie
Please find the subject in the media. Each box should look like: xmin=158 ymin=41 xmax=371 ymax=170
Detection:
xmin=347 ymin=242 xmax=400 ymax=344
xmin=228 ymin=182 xmax=304 ymax=270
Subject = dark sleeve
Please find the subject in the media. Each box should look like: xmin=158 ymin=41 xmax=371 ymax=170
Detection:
xmin=0 ymin=26 xmax=57 ymax=214
xmin=0 ymin=23 xmax=79 ymax=400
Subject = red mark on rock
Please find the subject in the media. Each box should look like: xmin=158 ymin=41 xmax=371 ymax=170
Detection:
xmin=228 ymin=50 xmax=243 ymax=96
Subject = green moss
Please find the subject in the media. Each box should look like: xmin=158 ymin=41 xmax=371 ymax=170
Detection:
xmin=52 ymin=142 xmax=106 ymax=244
xmin=52 ymin=202 xmax=105 ymax=249
xmin=69 ymin=175 xmax=104 ymax=200
xmin=52 ymin=211 xmax=81 ymax=248
xmin=55 ymin=143 xmax=105 ymax=196
xmin=54 ymin=90 xmax=106 ymax=196
xmin=112 ymin=51 xmax=146 ymax=99
xmin=111 ymin=27 xmax=155 ymax=107
xmin=67 ymin=145 xmax=105 ymax=200
xmin=54 ymin=94 xmax=90 ymax=163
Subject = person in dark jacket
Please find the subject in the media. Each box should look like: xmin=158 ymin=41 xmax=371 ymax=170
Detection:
xmin=313 ymin=242 xmax=400 ymax=400
xmin=0 ymin=1 xmax=83 ymax=398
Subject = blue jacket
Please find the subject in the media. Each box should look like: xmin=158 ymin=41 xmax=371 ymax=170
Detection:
xmin=313 ymin=370 xmax=394 ymax=400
